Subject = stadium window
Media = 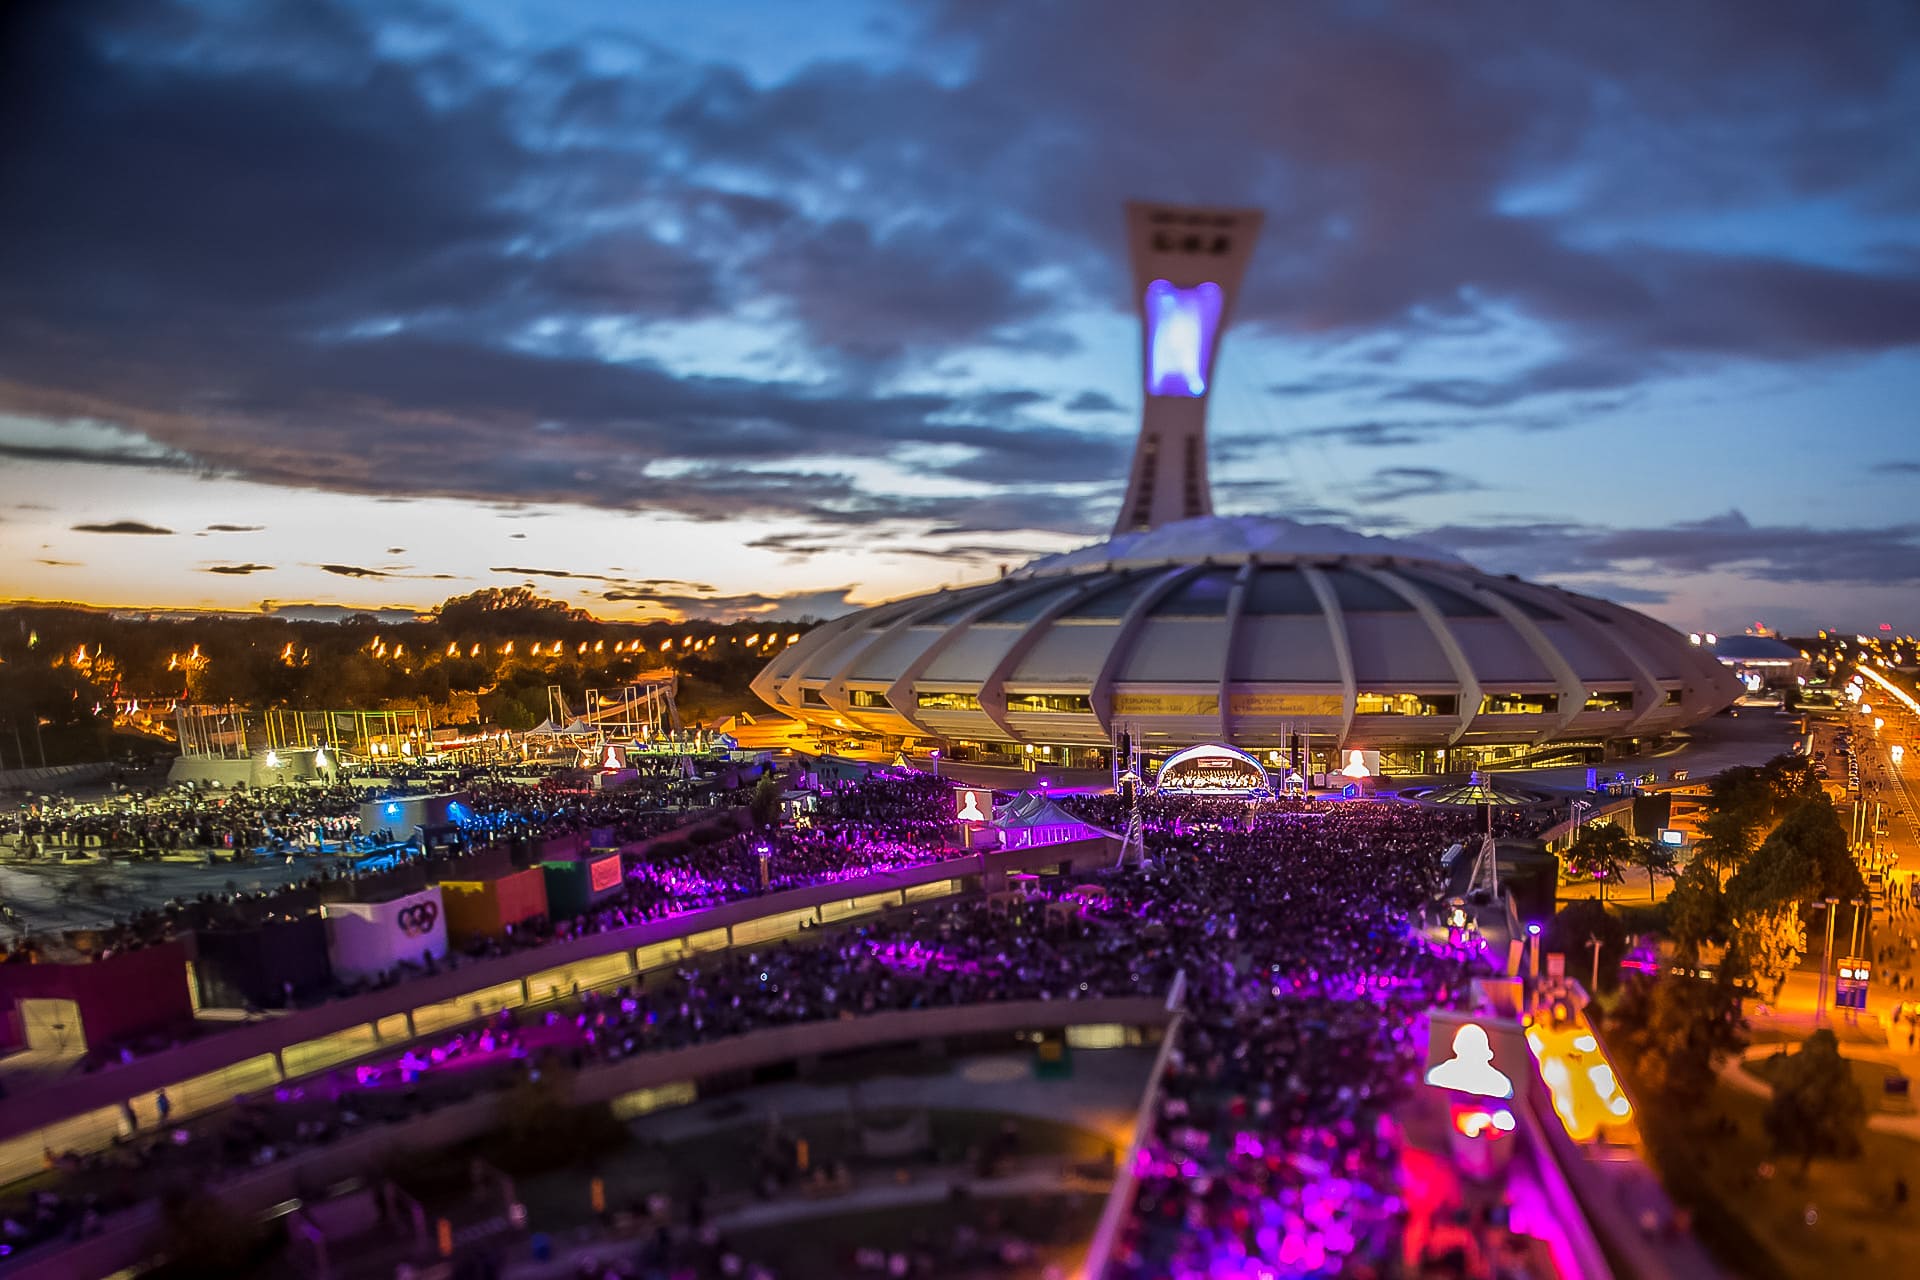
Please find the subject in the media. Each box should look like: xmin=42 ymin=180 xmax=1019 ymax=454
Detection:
xmin=848 ymin=689 xmax=886 ymax=709
xmin=915 ymin=691 xmax=981 ymax=711
xmin=1664 ymin=689 xmax=1684 ymax=706
xmin=1006 ymin=692 xmax=1094 ymax=715
xmin=1477 ymin=692 xmax=1560 ymax=715
xmin=1354 ymin=692 xmax=1458 ymax=716
xmin=800 ymin=688 xmax=829 ymax=707
xmin=1583 ymin=690 xmax=1634 ymax=712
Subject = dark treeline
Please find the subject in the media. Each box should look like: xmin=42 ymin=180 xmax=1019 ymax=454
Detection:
xmin=0 ymin=589 xmax=820 ymax=766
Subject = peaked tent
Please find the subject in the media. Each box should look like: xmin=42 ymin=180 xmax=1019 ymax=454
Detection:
xmin=994 ymin=793 xmax=1117 ymax=850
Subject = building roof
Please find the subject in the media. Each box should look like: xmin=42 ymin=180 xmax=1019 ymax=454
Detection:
xmin=1708 ymin=634 xmax=1800 ymax=662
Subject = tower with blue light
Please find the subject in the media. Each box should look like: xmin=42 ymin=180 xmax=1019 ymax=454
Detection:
xmin=1113 ymin=202 xmax=1264 ymax=534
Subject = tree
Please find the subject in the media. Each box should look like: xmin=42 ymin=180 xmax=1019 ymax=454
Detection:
xmin=1720 ymin=796 xmax=1862 ymax=996
xmin=1566 ymin=823 xmax=1634 ymax=902
xmin=1635 ymin=838 xmax=1679 ymax=903
xmin=1764 ymin=1029 xmax=1866 ymax=1172
xmin=1727 ymin=904 xmax=1807 ymax=999
xmin=1610 ymin=969 xmax=1749 ymax=1107
xmin=1545 ymin=900 xmax=1628 ymax=994
xmin=749 ymin=773 xmax=784 ymax=828
xmin=1666 ymin=860 xmax=1730 ymax=957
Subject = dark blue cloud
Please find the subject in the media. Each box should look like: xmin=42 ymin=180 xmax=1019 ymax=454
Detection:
xmin=0 ymin=0 xmax=1917 ymax=620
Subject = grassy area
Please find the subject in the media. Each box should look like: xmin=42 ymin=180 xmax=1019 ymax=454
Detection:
xmin=1747 ymin=1050 xmax=1913 ymax=1114
xmin=1626 ymin=1069 xmax=1920 ymax=1280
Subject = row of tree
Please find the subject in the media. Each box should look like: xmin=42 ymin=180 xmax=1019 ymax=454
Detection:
xmin=0 ymin=590 xmax=823 ymax=761
xmin=1602 ymin=755 xmax=1871 ymax=1175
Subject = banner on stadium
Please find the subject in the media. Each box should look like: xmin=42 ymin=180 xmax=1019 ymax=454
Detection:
xmin=323 ymin=886 xmax=448 ymax=982
xmin=1227 ymin=692 xmax=1344 ymax=717
xmin=1112 ymin=693 xmax=1219 ymax=717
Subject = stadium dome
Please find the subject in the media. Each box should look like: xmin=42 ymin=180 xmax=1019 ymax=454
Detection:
xmin=750 ymin=513 xmax=1740 ymax=773
xmin=753 ymin=202 xmax=1740 ymax=773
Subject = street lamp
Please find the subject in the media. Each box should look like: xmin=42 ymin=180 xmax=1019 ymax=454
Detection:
xmin=1814 ymin=897 xmax=1842 ymax=1022
xmin=1567 ymin=798 xmax=1591 ymax=850
xmin=928 ymin=747 xmax=941 ymax=780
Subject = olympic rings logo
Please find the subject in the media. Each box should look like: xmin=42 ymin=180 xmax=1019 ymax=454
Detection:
xmin=397 ymin=902 xmax=439 ymax=936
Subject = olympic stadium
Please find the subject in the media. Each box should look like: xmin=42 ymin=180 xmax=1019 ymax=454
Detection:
xmin=753 ymin=202 xmax=1741 ymax=776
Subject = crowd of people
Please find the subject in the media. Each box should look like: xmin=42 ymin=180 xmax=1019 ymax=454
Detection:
xmin=1094 ymin=802 xmax=1488 ymax=1278
xmin=0 ymin=765 xmax=1551 ymax=1277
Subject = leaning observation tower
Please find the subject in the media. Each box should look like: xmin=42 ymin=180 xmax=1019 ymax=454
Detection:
xmin=751 ymin=202 xmax=1739 ymax=775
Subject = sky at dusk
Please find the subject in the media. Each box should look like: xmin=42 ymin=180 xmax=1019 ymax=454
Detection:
xmin=2 ymin=0 xmax=1919 ymax=632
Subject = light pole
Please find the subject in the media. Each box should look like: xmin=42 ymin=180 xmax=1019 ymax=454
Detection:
xmin=1815 ymin=897 xmax=1841 ymax=1022
xmin=929 ymin=748 xmax=941 ymax=780
xmin=1568 ymin=798 xmax=1591 ymax=850
xmin=1588 ymin=933 xmax=1604 ymax=996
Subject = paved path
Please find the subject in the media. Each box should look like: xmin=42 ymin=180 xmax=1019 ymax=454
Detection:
xmin=626 ymin=1048 xmax=1155 ymax=1150
xmin=502 ymin=1168 xmax=1102 ymax=1279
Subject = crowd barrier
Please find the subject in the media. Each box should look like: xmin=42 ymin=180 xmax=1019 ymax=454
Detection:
xmin=1 ymin=993 xmax=1168 ymax=1280
xmin=0 ymin=835 xmax=1120 ymax=1182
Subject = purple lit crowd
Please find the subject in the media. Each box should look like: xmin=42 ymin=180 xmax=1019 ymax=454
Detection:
xmin=1072 ymin=801 xmax=1495 ymax=1279
xmin=4 ymin=773 xmax=1537 ymax=1278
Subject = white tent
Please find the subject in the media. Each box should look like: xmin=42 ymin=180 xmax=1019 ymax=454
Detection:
xmin=993 ymin=793 xmax=1116 ymax=850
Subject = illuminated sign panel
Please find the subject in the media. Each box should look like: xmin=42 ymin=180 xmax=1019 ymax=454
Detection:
xmin=1425 ymin=1012 xmax=1528 ymax=1105
xmin=1112 ymin=693 xmax=1220 ymax=717
xmin=1143 ymin=279 xmax=1223 ymax=397
xmin=953 ymin=788 xmax=990 ymax=824
xmin=1228 ymin=692 xmax=1345 ymax=718
xmin=589 ymin=854 xmax=624 ymax=894
xmin=1155 ymin=743 xmax=1268 ymax=794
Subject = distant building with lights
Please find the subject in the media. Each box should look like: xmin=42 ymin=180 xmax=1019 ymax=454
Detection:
xmin=1702 ymin=633 xmax=1809 ymax=691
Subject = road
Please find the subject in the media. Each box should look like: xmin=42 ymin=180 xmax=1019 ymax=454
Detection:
xmin=1750 ymin=701 xmax=1920 ymax=1036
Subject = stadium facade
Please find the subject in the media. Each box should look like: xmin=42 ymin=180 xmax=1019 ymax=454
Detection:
xmin=753 ymin=202 xmax=1740 ymax=775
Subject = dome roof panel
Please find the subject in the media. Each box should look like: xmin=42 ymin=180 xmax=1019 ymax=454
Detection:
xmin=1345 ymin=615 xmax=1457 ymax=684
xmin=1318 ymin=568 xmax=1415 ymax=613
xmin=1242 ymin=567 xmax=1324 ymax=615
xmin=1445 ymin=619 xmax=1553 ymax=684
xmin=1149 ymin=568 xmax=1238 ymax=617
xmin=979 ymin=579 xmax=1086 ymax=624
xmin=846 ymin=627 xmax=947 ymax=683
xmin=1231 ymin=615 xmax=1344 ymax=683
xmin=1007 ymin=623 xmax=1123 ymax=686
xmin=1123 ymin=618 xmax=1233 ymax=682
xmin=1530 ymin=619 xmax=1642 ymax=683
xmin=1016 ymin=514 xmax=1467 ymax=576
xmin=1391 ymin=570 xmax=1498 ymax=618
xmin=921 ymin=626 xmax=1028 ymax=683
xmin=1059 ymin=570 xmax=1161 ymax=620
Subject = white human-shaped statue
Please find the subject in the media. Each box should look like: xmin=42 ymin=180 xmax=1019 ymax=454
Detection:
xmin=1426 ymin=1023 xmax=1513 ymax=1098
xmin=956 ymin=790 xmax=986 ymax=822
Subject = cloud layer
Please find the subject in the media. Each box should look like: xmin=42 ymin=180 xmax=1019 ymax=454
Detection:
xmin=1 ymin=1 xmax=1917 ymax=627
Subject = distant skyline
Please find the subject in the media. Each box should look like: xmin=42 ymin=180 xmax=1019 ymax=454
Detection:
xmin=3 ymin=1 xmax=1919 ymax=631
